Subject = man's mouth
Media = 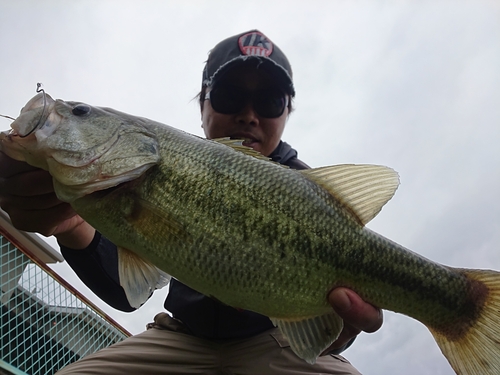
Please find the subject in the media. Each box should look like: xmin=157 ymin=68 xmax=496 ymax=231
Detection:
xmin=241 ymin=139 xmax=256 ymax=147
xmin=231 ymin=134 xmax=258 ymax=147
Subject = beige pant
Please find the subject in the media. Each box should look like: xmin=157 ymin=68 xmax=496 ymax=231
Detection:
xmin=55 ymin=313 xmax=361 ymax=375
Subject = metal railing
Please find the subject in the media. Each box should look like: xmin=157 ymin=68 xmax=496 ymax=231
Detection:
xmin=1 ymin=220 xmax=130 ymax=375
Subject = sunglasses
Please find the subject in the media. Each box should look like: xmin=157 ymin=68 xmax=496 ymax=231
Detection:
xmin=205 ymin=85 xmax=289 ymax=118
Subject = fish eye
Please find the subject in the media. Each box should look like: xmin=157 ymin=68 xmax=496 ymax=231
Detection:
xmin=72 ymin=104 xmax=91 ymax=116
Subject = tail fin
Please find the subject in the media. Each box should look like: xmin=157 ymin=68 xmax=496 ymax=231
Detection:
xmin=430 ymin=269 xmax=500 ymax=374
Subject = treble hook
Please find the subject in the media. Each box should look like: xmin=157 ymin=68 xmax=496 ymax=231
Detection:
xmin=19 ymin=83 xmax=48 ymax=138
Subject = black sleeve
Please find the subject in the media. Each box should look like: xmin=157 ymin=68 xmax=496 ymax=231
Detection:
xmin=59 ymin=231 xmax=135 ymax=312
xmin=284 ymin=156 xmax=310 ymax=170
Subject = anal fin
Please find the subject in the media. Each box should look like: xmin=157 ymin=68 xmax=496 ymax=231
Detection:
xmin=271 ymin=312 xmax=344 ymax=364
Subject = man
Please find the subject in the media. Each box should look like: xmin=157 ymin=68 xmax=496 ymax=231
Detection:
xmin=0 ymin=30 xmax=382 ymax=374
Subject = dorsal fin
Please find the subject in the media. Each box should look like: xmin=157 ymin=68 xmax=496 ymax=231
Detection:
xmin=212 ymin=137 xmax=273 ymax=162
xmin=300 ymin=164 xmax=400 ymax=225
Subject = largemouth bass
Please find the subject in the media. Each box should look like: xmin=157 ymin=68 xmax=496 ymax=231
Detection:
xmin=2 ymin=92 xmax=500 ymax=374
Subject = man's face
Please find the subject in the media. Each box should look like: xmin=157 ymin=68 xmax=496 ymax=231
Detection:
xmin=201 ymin=64 xmax=289 ymax=157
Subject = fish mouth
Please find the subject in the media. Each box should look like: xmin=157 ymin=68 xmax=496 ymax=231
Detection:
xmin=0 ymin=93 xmax=57 ymax=164
xmin=20 ymin=92 xmax=48 ymax=113
xmin=9 ymin=93 xmax=56 ymax=137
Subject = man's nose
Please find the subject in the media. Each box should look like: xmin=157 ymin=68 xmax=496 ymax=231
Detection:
xmin=235 ymin=102 xmax=259 ymax=125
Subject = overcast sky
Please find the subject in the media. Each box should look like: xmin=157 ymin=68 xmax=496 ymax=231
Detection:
xmin=1 ymin=1 xmax=499 ymax=374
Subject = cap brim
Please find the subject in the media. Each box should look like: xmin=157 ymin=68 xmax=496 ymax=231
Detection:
xmin=203 ymin=56 xmax=295 ymax=96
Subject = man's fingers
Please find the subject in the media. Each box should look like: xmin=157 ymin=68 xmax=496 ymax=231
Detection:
xmin=329 ymin=288 xmax=383 ymax=333
xmin=322 ymin=288 xmax=383 ymax=353
xmin=0 ymin=152 xmax=37 ymax=178
xmin=5 ymin=202 xmax=77 ymax=235
xmin=0 ymin=170 xmax=54 ymax=196
xmin=0 ymin=192 xmax=63 ymax=211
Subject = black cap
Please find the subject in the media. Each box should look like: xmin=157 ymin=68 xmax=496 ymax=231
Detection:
xmin=202 ymin=30 xmax=295 ymax=96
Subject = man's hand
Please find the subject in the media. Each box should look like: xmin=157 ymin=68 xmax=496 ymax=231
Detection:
xmin=0 ymin=152 xmax=95 ymax=248
xmin=323 ymin=287 xmax=383 ymax=354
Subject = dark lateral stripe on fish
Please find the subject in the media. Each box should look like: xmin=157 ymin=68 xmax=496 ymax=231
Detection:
xmin=328 ymin=240 xmax=489 ymax=337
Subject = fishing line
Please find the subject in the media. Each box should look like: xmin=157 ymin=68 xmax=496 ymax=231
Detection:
xmin=0 ymin=114 xmax=15 ymax=121
xmin=19 ymin=83 xmax=47 ymax=138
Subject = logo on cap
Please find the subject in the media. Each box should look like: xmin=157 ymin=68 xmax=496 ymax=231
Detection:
xmin=238 ymin=31 xmax=273 ymax=57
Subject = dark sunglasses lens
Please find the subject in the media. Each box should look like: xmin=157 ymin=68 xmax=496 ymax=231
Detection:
xmin=254 ymin=89 xmax=287 ymax=118
xmin=209 ymin=86 xmax=287 ymax=118
xmin=209 ymin=86 xmax=245 ymax=114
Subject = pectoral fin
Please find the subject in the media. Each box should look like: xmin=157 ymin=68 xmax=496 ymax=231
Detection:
xmin=117 ymin=246 xmax=171 ymax=308
xmin=271 ymin=312 xmax=344 ymax=364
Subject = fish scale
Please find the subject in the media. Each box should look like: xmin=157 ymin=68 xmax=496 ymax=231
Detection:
xmin=134 ymin=137 xmax=340 ymax=314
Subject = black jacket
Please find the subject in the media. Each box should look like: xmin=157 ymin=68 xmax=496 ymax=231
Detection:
xmin=61 ymin=141 xmax=353 ymax=351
